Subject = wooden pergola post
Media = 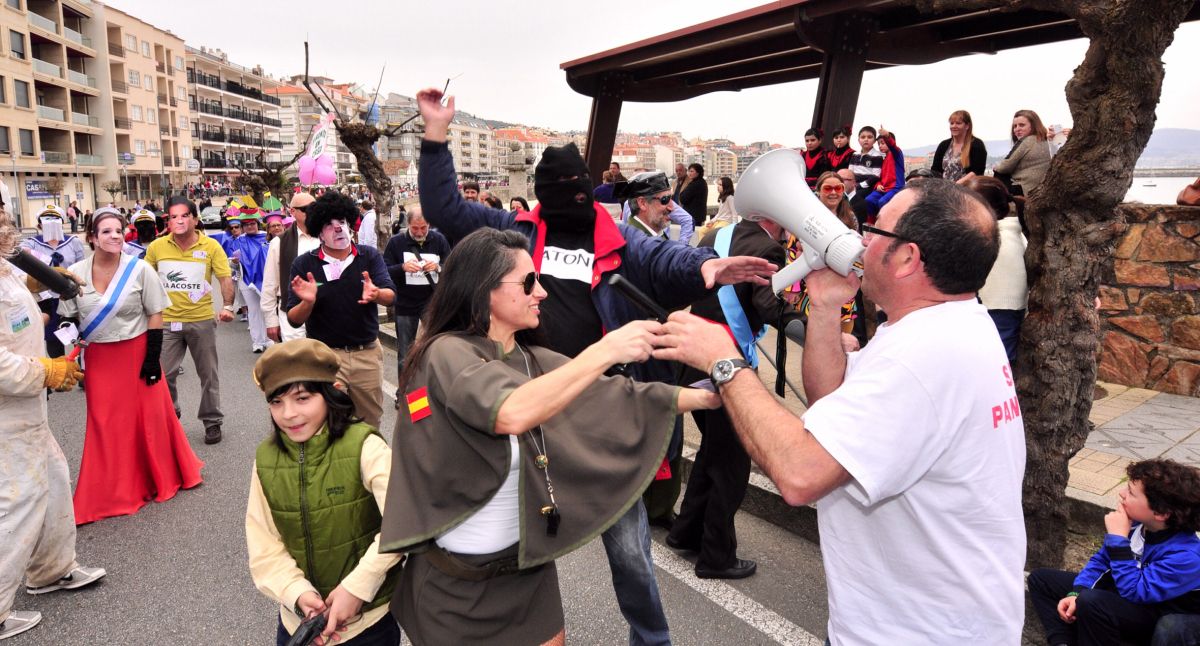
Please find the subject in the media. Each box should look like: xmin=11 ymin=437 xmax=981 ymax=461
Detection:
xmin=583 ymin=72 xmax=627 ymax=185
xmin=802 ymin=11 xmax=876 ymax=144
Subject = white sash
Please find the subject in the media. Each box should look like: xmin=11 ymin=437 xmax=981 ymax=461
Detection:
xmin=79 ymin=255 xmax=140 ymax=341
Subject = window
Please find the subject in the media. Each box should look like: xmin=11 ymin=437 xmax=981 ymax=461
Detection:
xmin=14 ymin=79 xmax=29 ymax=108
xmin=128 ymin=69 xmax=140 ymax=86
xmin=141 ymin=41 xmax=150 ymax=58
xmin=176 ymin=86 xmax=185 ymax=100
xmin=147 ymin=110 xmax=155 ymax=124
xmin=0 ymin=126 xmax=9 ymax=153
xmin=134 ymin=139 xmax=146 ymax=155
xmin=180 ymin=145 xmax=190 ymax=158
xmin=178 ymin=115 xmax=187 ymax=129
xmin=143 ymin=75 xmax=152 ymax=91
xmin=125 ymin=34 xmax=136 ymax=50
xmin=18 ymin=128 xmax=34 ymax=155
xmin=5 ymin=0 xmax=20 ymax=10
xmin=174 ymin=55 xmax=183 ymax=70
xmin=130 ymin=105 xmax=142 ymax=121
xmin=9 ymin=30 xmax=26 ymax=60
xmin=0 ymin=76 xmax=5 ymax=104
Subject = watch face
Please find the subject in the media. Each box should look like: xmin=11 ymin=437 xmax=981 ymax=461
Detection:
xmin=713 ymin=359 xmax=734 ymax=383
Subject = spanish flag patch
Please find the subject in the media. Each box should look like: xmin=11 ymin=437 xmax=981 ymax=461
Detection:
xmin=406 ymin=387 xmax=431 ymax=422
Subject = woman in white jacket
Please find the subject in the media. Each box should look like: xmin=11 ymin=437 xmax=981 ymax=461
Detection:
xmin=962 ymin=176 xmax=1027 ymax=365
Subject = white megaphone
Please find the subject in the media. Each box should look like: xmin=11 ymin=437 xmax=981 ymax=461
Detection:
xmin=737 ymin=149 xmax=864 ymax=293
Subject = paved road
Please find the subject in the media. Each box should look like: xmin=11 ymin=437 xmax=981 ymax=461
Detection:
xmin=19 ymin=319 xmax=832 ymax=645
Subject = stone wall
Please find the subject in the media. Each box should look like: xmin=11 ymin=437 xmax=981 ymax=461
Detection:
xmin=1097 ymin=204 xmax=1200 ymax=396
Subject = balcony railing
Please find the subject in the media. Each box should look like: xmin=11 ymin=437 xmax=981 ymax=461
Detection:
xmin=156 ymin=62 xmax=165 ymax=73
xmin=114 ymin=116 xmax=132 ymax=129
xmin=201 ymin=156 xmax=230 ymax=168
xmin=160 ymin=127 xmax=171 ymax=136
xmin=77 ymin=153 xmax=104 ymax=166
xmin=37 ymin=105 xmax=65 ymax=121
xmin=67 ymin=69 xmax=97 ymax=88
xmin=108 ymin=43 xmax=123 ymax=57
xmin=42 ymin=151 xmax=71 ymax=164
xmin=187 ymin=69 xmax=222 ymax=90
xmin=199 ymin=131 xmax=226 ymax=143
xmin=172 ymin=127 xmax=180 ymax=137
xmin=157 ymin=94 xmax=167 ymax=105
xmin=72 ymin=112 xmax=99 ymax=127
xmin=27 ymin=12 xmax=57 ymax=34
xmin=32 ymin=58 xmax=61 ymax=78
xmin=111 ymin=79 xmax=128 ymax=93
xmin=162 ymin=156 xmax=176 ymax=167
xmin=63 ymin=27 xmax=92 ymax=49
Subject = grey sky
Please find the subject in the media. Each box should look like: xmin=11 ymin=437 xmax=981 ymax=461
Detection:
xmin=109 ymin=0 xmax=1200 ymax=149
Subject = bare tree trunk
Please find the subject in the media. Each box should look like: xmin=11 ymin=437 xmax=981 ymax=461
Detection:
xmin=337 ymin=122 xmax=393 ymax=241
xmin=1015 ymin=0 xmax=1192 ymax=568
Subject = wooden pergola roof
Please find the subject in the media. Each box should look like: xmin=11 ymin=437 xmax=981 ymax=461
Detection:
xmin=561 ymin=0 xmax=1200 ymax=180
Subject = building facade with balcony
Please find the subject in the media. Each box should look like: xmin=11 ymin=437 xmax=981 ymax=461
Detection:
xmin=185 ymin=45 xmax=281 ymax=181
xmin=1 ymin=0 xmax=105 ymax=225
xmin=98 ymin=2 xmax=192 ymax=207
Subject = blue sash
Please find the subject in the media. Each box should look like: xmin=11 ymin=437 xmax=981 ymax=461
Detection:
xmin=714 ymin=225 xmax=766 ymax=368
xmin=80 ymin=255 xmax=140 ymax=340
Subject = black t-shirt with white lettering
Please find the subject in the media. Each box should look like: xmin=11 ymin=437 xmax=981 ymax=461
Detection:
xmin=538 ymin=228 xmax=603 ymax=358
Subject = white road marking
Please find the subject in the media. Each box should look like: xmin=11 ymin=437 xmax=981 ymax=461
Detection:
xmin=651 ymin=542 xmax=823 ymax=646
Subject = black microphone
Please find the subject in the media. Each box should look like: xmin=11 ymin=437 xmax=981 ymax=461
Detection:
xmin=9 ymin=249 xmax=79 ymax=299
xmin=608 ymin=275 xmax=668 ymax=323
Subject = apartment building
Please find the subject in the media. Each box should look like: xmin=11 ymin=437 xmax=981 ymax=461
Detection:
xmin=493 ymin=127 xmax=547 ymax=178
xmin=99 ymin=3 xmax=191 ymax=206
xmin=185 ymin=45 xmax=281 ymax=180
xmin=1 ymin=0 xmax=104 ymax=225
xmin=704 ymin=147 xmax=738 ymax=180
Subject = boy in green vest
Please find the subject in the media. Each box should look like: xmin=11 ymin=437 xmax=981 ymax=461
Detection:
xmin=245 ymin=339 xmax=402 ymax=645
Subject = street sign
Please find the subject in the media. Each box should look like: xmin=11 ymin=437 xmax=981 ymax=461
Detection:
xmin=186 ymin=158 xmax=201 ymax=172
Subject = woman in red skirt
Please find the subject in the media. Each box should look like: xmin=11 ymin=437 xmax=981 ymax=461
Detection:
xmin=58 ymin=207 xmax=203 ymax=524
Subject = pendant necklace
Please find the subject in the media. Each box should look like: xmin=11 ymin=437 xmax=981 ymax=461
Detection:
xmin=517 ymin=344 xmax=560 ymax=537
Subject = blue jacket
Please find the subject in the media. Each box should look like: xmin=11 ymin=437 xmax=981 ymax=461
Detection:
xmin=1075 ymin=525 xmax=1200 ymax=606
xmin=418 ymin=140 xmax=719 ymax=383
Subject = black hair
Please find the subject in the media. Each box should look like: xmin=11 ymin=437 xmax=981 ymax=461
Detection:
xmin=1127 ymin=459 xmax=1200 ymax=532
xmin=858 ymin=126 xmax=877 ymax=138
xmin=804 ymin=127 xmax=825 ymax=140
xmin=265 ymin=381 xmax=360 ymax=450
xmin=717 ymin=176 xmax=734 ymax=201
xmin=890 ymin=179 xmax=998 ymax=294
xmin=134 ymin=219 xmax=158 ymax=244
xmin=399 ymin=228 xmax=546 ymax=390
xmin=510 ymin=196 xmax=530 ymax=211
xmin=303 ymin=191 xmax=359 ymax=236
xmin=462 ymin=181 xmax=480 ymax=193
xmin=832 ymin=125 xmax=852 ymax=140
xmin=688 ymin=163 xmax=704 ymax=178
xmin=165 ymin=195 xmax=197 ymax=217
xmin=482 ymin=194 xmax=504 ymax=209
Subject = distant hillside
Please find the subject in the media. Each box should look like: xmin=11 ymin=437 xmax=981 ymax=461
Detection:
xmin=906 ymin=128 xmax=1200 ymax=168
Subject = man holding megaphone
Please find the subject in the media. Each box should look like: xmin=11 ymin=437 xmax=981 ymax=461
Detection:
xmin=653 ymin=180 xmax=1027 ymax=644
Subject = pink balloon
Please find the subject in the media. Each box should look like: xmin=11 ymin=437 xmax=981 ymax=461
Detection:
xmin=299 ymin=154 xmax=336 ymax=186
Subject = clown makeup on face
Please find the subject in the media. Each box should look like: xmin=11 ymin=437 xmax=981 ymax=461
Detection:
xmin=320 ymin=219 xmax=352 ymax=251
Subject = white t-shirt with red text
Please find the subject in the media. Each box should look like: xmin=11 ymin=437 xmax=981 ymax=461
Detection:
xmin=803 ymin=297 xmax=1026 ymax=645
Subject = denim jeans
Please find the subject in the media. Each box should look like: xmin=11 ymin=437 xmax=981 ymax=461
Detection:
xmin=394 ymin=314 xmax=421 ymax=375
xmin=601 ymin=500 xmax=671 ymax=646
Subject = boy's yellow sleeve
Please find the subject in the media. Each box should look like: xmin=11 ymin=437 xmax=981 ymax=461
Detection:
xmin=245 ymin=464 xmax=318 ymax=613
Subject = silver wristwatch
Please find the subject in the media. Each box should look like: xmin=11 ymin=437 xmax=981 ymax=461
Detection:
xmin=710 ymin=357 xmax=750 ymax=387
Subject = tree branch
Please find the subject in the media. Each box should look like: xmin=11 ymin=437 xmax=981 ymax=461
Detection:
xmin=302 ymin=41 xmax=342 ymax=121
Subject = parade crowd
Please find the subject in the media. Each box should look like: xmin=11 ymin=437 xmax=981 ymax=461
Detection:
xmin=1 ymin=87 xmax=1198 ymax=646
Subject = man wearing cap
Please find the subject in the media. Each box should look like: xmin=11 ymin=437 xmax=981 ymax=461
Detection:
xmin=625 ymin=173 xmax=675 ymax=241
xmin=286 ymin=192 xmax=395 ymax=431
xmin=621 ymin=191 xmax=695 ymax=244
xmin=122 ymin=208 xmax=160 ymax=258
xmin=262 ymin=193 xmax=318 ymax=343
xmin=19 ymin=204 xmax=86 ymax=358
xmin=415 ymin=87 xmax=775 ymax=646
xmin=144 ymin=196 xmax=236 ymax=445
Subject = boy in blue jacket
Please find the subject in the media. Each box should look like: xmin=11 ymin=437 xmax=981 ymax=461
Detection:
xmin=1029 ymin=458 xmax=1200 ymax=645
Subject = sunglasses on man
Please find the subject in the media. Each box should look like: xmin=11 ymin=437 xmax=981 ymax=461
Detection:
xmin=499 ymin=271 xmax=540 ymax=295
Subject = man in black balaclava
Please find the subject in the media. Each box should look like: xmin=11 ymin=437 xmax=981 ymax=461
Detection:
xmin=413 ymin=87 xmax=776 ymax=646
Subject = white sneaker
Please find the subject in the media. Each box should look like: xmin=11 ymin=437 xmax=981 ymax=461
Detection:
xmin=25 ymin=566 xmax=107 ymax=595
xmin=0 ymin=611 xmax=42 ymax=640
xmin=252 ymin=345 xmax=265 ymax=354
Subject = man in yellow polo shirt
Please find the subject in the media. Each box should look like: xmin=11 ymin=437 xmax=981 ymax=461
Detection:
xmin=144 ymin=196 xmax=236 ymax=445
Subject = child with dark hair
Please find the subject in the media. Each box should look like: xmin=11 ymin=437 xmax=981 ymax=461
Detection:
xmin=864 ymin=128 xmax=904 ymax=220
xmin=1029 ymin=458 xmax=1200 ymax=646
xmin=801 ymin=127 xmax=830 ymax=190
xmin=245 ymin=339 xmax=403 ymax=645
xmin=825 ymin=125 xmax=855 ymax=170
